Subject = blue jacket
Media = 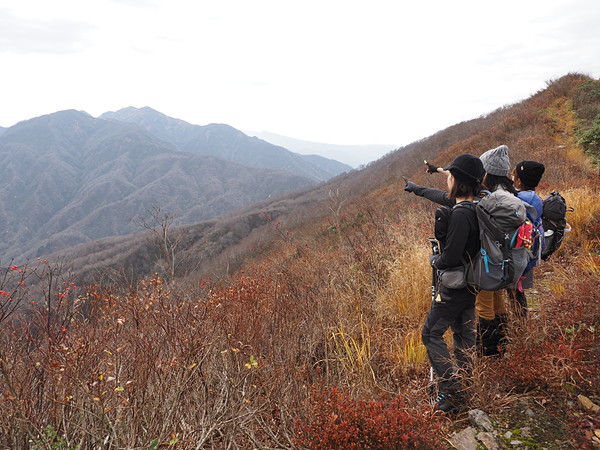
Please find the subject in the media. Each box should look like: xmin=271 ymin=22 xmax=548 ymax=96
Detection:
xmin=518 ymin=190 xmax=545 ymax=272
xmin=517 ymin=190 xmax=543 ymax=223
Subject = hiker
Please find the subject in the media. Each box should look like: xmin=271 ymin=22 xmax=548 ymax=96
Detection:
xmin=474 ymin=145 xmax=516 ymax=355
xmin=510 ymin=160 xmax=545 ymax=316
xmin=420 ymin=154 xmax=484 ymax=413
xmin=404 ymin=145 xmax=515 ymax=356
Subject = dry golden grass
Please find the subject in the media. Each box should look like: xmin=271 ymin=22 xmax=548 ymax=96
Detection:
xmin=549 ymin=279 xmax=567 ymax=297
xmin=380 ymin=243 xmax=431 ymax=320
xmin=561 ymin=186 xmax=600 ymax=245
xmin=579 ymin=247 xmax=600 ymax=274
xmin=330 ymin=317 xmax=376 ymax=384
xmin=395 ymin=329 xmax=428 ymax=368
xmin=373 ymin=241 xmax=433 ymax=369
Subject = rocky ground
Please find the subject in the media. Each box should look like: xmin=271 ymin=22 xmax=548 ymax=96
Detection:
xmin=450 ymin=393 xmax=600 ymax=449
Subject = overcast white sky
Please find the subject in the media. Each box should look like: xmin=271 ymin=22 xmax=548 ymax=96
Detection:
xmin=1 ymin=0 xmax=599 ymax=157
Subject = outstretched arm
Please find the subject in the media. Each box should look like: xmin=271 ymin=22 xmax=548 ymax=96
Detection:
xmin=403 ymin=176 xmax=455 ymax=207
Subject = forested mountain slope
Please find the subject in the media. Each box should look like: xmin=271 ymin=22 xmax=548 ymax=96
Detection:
xmin=0 ymin=110 xmax=316 ymax=260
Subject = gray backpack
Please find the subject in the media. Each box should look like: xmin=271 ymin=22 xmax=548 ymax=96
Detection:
xmin=461 ymin=190 xmax=531 ymax=290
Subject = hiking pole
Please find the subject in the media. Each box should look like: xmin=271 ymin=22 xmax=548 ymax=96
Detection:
xmin=428 ymin=237 xmax=440 ymax=304
xmin=427 ymin=237 xmax=440 ymax=402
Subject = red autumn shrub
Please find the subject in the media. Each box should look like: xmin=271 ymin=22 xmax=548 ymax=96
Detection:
xmin=492 ymin=333 xmax=589 ymax=394
xmin=492 ymin=262 xmax=599 ymax=396
xmin=294 ymin=387 xmax=445 ymax=449
xmin=567 ymin=413 xmax=600 ymax=450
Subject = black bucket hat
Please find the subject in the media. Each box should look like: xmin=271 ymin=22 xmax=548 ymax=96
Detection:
xmin=443 ymin=154 xmax=485 ymax=186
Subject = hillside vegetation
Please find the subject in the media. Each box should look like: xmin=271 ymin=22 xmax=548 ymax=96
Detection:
xmin=1 ymin=74 xmax=599 ymax=448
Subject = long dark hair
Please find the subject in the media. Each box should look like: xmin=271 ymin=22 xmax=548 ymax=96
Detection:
xmin=483 ymin=174 xmax=518 ymax=195
xmin=449 ymin=177 xmax=481 ymax=199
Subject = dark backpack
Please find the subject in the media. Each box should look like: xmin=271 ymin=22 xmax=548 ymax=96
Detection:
xmin=541 ymin=191 xmax=571 ymax=260
xmin=462 ymin=190 xmax=530 ymax=291
xmin=434 ymin=205 xmax=453 ymax=244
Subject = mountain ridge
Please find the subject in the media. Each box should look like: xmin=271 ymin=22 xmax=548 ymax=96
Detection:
xmin=100 ymin=107 xmax=352 ymax=181
xmin=0 ymin=110 xmax=317 ymax=260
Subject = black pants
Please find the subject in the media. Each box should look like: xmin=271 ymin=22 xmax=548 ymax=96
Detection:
xmin=422 ymin=287 xmax=476 ymax=394
xmin=512 ymin=289 xmax=527 ymax=317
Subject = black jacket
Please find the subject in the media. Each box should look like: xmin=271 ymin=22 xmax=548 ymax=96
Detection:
xmin=411 ymin=185 xmax=455 ymax=208
xmin=432 ymin=202 xmax=479 ymax=270
xmin=409 ymin=183 xmax=479 ymax=268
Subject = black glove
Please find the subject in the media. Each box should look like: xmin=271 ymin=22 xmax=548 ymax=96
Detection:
xmin=402 ymin=176 xmax=416 ymax=193
xmin=424 ymin=160 xmax=439 ymax=174
xmin=429 ymin=254 xmax=439 ymax=268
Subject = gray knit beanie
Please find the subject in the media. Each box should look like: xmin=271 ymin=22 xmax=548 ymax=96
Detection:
xmin=480 ymin=145 xmax=510 ymax=176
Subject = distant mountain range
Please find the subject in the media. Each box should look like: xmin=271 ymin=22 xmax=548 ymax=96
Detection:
xmin=100 ymin=107 xmax=351 ymax=181
xmin=248 ymin=131 xmax=396 ymax=167
xmin=0 ymin=108 xmax=351 ymax=261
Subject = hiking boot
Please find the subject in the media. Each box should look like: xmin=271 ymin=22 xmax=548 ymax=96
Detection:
xmin=478 ymin=317 xmax=505 ymax=357
xmin=434 ymin=391 xmax=460 ymax=413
